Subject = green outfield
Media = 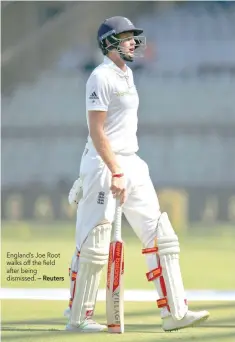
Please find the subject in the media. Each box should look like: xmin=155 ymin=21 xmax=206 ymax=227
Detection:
xmin=1 ymin=221 xmax=235 ymax=289
xmin=1 ymin=221 xmax=235 ymax=341
xmin=1 ymin=301 xmax=235 ymax=342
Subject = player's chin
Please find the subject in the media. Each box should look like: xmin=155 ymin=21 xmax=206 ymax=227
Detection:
xmin=125 ymin=51 xmax=134 ymax=60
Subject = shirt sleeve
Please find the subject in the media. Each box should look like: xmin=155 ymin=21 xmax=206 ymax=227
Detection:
xmin=86 ymin=72 xmax=111 ymax=111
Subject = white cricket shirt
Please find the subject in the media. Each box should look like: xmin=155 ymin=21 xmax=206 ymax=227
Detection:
xmin=86 ymin=56 xmax=139 ymax=154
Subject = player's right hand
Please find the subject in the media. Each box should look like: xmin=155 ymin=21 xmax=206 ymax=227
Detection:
xmin=110 ymin=173 xmax=126 ymax=205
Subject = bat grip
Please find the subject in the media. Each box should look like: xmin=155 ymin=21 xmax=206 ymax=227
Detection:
xmin=114 ymin=201 xmax=122 ymax=241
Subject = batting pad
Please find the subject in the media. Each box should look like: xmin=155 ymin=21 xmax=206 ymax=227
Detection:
xmin=70 ymin=223 xmax=112 ymax=325
xmin=70 ymin=262 xmax=103 ymax=325
xmin=143 ymin=212 xmax=188 ymax=320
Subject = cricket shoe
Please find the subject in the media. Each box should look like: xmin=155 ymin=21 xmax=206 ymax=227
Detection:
xmin=66 ymin=319 xmax=107 ymax=333
xmin=162 ymin=310 xmax=209 ymax=332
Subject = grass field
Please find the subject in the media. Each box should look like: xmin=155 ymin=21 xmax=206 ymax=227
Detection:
xmin=1 ymin=221 xmax=235 ymax=289
xmin=1 ymin=221 xmax=235 ymax=341
xmin=1 ymin=301 xmax=235 ymax=342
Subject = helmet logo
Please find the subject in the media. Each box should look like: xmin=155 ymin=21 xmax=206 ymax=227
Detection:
xmin=124 ymin=17 xmax=133 ymax=26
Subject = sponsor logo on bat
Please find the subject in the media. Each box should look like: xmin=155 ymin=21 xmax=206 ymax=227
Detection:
xmin=113 ymin=242 xmax=123 ymax=292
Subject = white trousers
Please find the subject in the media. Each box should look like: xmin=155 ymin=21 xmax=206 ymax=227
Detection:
xmin=75 ymin=147 xmax=161 ymax=250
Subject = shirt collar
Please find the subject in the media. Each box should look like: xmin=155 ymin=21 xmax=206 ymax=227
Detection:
xmin=103 ymin=56 xmax=128 ymax=76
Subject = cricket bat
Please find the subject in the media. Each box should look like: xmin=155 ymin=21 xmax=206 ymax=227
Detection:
xmin=106 ymin=201 xmax=124 ymax=333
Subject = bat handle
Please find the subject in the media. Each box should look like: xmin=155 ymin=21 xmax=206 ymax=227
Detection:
xmin=114 ymin=200 xmax=122 ymax=241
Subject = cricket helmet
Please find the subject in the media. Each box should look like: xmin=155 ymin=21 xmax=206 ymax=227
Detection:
xmin=97 ymin=16 xmax=146 ymax=62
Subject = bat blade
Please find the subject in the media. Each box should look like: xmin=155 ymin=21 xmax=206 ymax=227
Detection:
xmin=106 ymin=240 xmax=124 ymax=333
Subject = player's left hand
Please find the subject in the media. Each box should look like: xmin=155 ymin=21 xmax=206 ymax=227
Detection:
xmin=110 ymin=173 xmax=126 ymax=205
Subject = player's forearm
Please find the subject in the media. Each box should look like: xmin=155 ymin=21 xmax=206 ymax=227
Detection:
xmin=90 ymin=130 xmax=121 ymax=174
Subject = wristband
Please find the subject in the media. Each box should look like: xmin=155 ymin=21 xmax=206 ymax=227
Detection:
xmin=112 ymin=173 xmax=124 ymax=178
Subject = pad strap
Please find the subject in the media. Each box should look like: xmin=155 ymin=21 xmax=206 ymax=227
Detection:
xmin=143 ymin=246 xmax=171 ymax=309
xmin=146 ymin=267 xmax=162 ymax=281
xmin=142 ymin=247 xmax=158 ymax=254
xmin=157 ymin=298 xmax=187 ymax=308
xmin=157 ymin=297 xmax=168 ymax=308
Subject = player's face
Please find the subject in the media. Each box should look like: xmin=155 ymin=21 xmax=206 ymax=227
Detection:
xmin=118 ymin=32 xmax=136 ymax=58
